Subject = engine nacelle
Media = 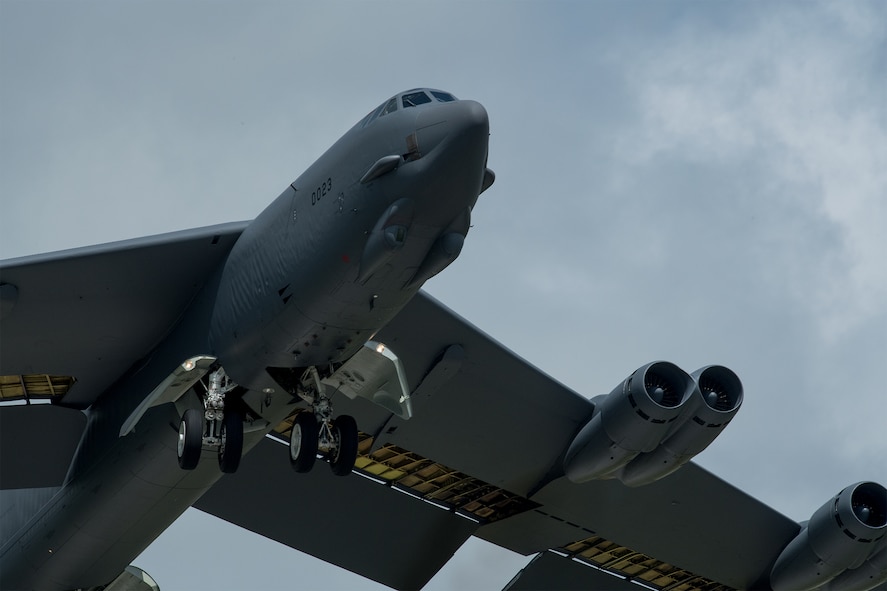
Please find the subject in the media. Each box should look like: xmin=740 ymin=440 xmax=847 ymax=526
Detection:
xmin=104 ymin=565 xmax=160 ymax=591
xmin=822 ymin=543 xmax=887 ymax=591
xmin=771 ymin=482 xmax=887 ymax=591
xmin=563 ymin=361 xmax=695 ymax=483
xmin=619 ymin=365 xmax=743 ymax=487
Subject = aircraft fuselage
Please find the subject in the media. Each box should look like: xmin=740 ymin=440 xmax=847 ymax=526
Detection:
xmin=210 ymin=93 xmax=490 ymax=390
xmin=0 ymin=89 xmax=491 ymax=589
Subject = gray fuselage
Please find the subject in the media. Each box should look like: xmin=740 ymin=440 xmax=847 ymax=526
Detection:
xmin=0 ymin=90 xmax=491 ymax=589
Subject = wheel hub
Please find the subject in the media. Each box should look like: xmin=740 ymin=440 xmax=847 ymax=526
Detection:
xmin=177 ymin=421 xmax=186 ymax=457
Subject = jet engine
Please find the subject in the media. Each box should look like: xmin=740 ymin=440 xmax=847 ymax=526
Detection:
xmin=619 ymin=365 xmax=743 ymax=486
xmin=770 ymin=481 xmax=887 ymax=591
xmin=563 ymin=362 xmax=743 ymax=486
xmin=563 ymin=361 xmax=696 ymax=483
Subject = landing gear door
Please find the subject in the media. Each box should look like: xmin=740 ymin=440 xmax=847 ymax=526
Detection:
xmin=322 ymin=341 xmax=412 ymax=420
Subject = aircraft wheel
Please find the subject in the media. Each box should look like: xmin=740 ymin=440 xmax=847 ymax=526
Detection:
xmin=177 ymin=408 xmax=203 ymax=470
xmin=290 ymin=412 xmax=318 ymax=473
xmin=218 ymin=411 xmax=243 ymax=474
xmin=329 ymin=415 xmax=358 ymax=477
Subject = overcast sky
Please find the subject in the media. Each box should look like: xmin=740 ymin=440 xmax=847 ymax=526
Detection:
xmin=2 ymin=1 xmax=885 ymax=590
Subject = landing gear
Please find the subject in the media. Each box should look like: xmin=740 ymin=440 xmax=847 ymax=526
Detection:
xmin=290 ymin=367 xmax=359 ymax=476
xmin=177 ymin=367 xmax=244 ymax=473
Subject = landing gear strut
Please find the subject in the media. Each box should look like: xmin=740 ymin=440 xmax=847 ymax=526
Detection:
xmin=177 ymin=367 xmax=244 ymax=474
xmin=289 ymin=367 xmax=359 ymax=476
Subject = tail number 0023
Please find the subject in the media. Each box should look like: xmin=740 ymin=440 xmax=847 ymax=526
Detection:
xmin=312 ymin=177 xmax=333 ymax=205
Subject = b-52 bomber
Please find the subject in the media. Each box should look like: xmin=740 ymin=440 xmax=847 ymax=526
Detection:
xmin=1 ymin=88 xmax=884 ymax=591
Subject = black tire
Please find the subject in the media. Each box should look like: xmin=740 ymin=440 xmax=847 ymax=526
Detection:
xmin=289 ymin=412 xmax=318 ymax=473
xmin=218 ymin=411 xmax=244 ymax=474
xmin=177 ymin=408 xmax=203 ymax=470
xmin=329 ymin=414 xmax=358 ymax=477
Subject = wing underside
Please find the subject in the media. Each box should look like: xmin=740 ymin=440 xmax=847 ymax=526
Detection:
xmin=197 ymin=292 xmax=801 ymax=590
xmin=197 ymin=436 xmax=480 ymax=591
xmin=0 ymin=228 xmax=811 ymax=590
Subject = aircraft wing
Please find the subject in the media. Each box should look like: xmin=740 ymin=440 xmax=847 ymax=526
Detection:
xmin=0 ymin=222 xmax=247 ymax=410
xmin=196 ymin=291 xmax=802 ymax=590
xmin=0 ymin=223 xmax=246 ymax=493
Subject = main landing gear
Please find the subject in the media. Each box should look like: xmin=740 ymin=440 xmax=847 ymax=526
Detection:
xmin=289 ymin=367 xmax=359 ymax=476
xmin=177 ymin=367 xmax=244 ymax=474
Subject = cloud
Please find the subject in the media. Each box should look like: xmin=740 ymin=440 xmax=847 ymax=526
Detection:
xmin=611 ymin=2 xmax=887 ymax=341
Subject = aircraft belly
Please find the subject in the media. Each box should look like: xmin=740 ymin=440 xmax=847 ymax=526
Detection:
xmin=0 ymin=300 xmax=280 ymax=589
xmin=0 ymin=487 xmax=60 ymax=550
xmin=211 ymin=113 xmax=485 ymax=378
xmin=216 ymin=179 xmax=467 ymax=373
xmin=277 ymin=224 xmax=448 ymax=367
xmin=0 ymin=403 xmax=271 ymax=590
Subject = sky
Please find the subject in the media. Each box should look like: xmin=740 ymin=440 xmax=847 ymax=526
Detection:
xmin=1 ymin=1 xmax=886 ymax=589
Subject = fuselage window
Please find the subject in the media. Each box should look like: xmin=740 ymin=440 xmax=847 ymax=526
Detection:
xmin=431 ymin=91 xmax=456 ymax=102
xmin=402 ymin=91 xmax=432 ymax=108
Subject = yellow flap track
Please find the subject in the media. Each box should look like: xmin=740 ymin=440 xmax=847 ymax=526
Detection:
xmin=273 ymin=415 xmax=537 ymax=523
xmin=354 ymin=439 xmax=539 ymax=523
xmin=558 ymin=536 xmax=734 ymax=591
xmin=0 ymin=374 xmax=75 ymax=404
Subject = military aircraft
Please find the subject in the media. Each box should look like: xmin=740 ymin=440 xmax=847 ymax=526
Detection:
xmin=1 ymin=89 xmax=884 ymax=591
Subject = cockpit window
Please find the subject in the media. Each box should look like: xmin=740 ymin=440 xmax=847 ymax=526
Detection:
xmin=380 ymin=97 xmax=398 ymax=117
xmin=361 ymin=102 xmax=385 ymax=128
xmin=431 ymin=91 xmax=456 ymax=102
xmin=361 ymin=97 xmax=398 ymax=128
xmin=360 ymin=89 xmax=458 ymax=129
xmin=402 ymin=91 xmax=432 ymax=108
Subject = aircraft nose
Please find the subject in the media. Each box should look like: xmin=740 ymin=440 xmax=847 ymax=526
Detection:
xmin=448 ymin=99 xmax=489 ymax=143
xmin=415 ymin=100 xmax=489 ymax=157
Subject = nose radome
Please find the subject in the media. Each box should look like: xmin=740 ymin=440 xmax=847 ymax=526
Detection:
xmin=416 ymin=100 xmax=489 ymax=135
xmin=415 ymin=100 xmax=489 ymax=157
xmin=452 ymin=100 xmax=489 ymax=136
